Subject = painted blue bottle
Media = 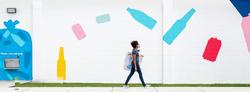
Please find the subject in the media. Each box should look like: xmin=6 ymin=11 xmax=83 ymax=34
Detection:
xmin=127 ymin=7 xmax=157 ymax=30
xmin=230 ymin=0 xmax=250 ymax=17
xmin=163 ymin=8 xmax=196 ymax=45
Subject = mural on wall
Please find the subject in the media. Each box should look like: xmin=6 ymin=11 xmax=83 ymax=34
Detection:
xmin=127 ymin=7 xmax=157 ymax=30
xmin=72 ymin=23 xmax=86 ymax=40
xmin=242 ymin=15 xmax=250 ymax=53
xmin=163 ymin=8 xmax=196 ymax=45
xmin=57 ymin=47 xmax=66 ymax=80
xmin=202 ymin=37 xmax=222 ymax=62
xmin=230 ymin=0 xmax=250 ymax=17
xmin=96 ymin=14 xmax=111 ymax=24
xmin=230 ymin=0 xmax=250 ymax=53
xmin=0 ymin=20 xmax=32 ymax=80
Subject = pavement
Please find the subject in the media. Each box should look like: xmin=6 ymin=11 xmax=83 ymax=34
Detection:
xmin=0 ymin=87 xmax=250 ymax=92
xmin=1 ymin=82 xmax=250 ymax=92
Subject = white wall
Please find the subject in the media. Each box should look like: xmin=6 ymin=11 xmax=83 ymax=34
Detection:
xmin=164 ymin=0 xmax=250 ymax=84
xmin=33 ymin=0 xmax=163 ymax=83
xmin=1 ymin=0 xmax=250 ymax=84
xmin=0 ymin=0 xmax=32 ymax=36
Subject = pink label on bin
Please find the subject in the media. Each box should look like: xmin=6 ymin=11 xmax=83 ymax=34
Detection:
xmin=72 ymin=23 xmax=86 ymax=40
xmin=242 ymin=15 xmax=250 ymax=53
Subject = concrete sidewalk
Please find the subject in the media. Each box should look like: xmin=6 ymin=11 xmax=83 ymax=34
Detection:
xmin=0 ymin=87 xmax=250 ymax=92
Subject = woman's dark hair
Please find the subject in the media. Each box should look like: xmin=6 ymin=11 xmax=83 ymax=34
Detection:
xmin=131 ymin=40 xmax=139 ymax=48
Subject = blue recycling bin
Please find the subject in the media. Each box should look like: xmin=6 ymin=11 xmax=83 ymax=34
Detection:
xmin=0 ymin=20 xmax=32 ymax=80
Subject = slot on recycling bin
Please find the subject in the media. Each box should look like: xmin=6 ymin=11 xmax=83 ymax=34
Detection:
xmin=7 ymin=8 xmax=16 ymax=14
xmin=4 ymin=58 xmax=20 ymax=69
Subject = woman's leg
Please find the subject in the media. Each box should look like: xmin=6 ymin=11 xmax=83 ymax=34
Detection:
xmin=125 ymin=65 xmax=135 ymax=85
xmin=137 ymin=65 xmax=146 ymax=87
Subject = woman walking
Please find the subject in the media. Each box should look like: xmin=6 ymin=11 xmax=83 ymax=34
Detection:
xmin=124 ymin=40 xmax=149 ymax=88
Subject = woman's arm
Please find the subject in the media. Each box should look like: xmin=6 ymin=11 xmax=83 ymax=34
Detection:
xmin=133 ymin=54 xmax=137 ymax=71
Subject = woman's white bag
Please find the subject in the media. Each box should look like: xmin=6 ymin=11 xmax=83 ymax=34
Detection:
xmin=124 ymin=52 xmax=143 ymax=71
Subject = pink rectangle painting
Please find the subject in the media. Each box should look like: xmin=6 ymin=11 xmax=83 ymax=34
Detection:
xmin=242 ymin=15 xmax=250 ymax=53
xmin=72 ymin=23 xmax=86 ymax=40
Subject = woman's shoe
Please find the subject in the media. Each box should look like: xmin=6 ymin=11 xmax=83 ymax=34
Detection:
xmin=123 ymin=85 xmax=129 ymax=89
xmin=144 ymin=84 xmax=151 ymax=88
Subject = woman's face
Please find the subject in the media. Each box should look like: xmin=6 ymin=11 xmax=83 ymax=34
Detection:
xmin=137 ymin=44 xmax=140 ymax=48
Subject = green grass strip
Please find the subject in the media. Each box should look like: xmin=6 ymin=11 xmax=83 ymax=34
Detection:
xmin=15 ymin=83 xmax=250 ymax=87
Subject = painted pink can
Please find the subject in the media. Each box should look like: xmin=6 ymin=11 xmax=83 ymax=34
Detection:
xmin=72 ymin=23 xmax=86 ymax=40
xmin=242 ymin=15 xmax=250 ymax=53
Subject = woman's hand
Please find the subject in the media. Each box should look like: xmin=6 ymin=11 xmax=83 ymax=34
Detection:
xmin=140 ymin=54 xmax=144 ymax=57
xmin=135 ymin=67 xmax=137 ymax=71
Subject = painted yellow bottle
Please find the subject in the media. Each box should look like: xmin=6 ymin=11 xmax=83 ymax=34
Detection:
xmin=57 ymin=47 xmax=66 ymax=80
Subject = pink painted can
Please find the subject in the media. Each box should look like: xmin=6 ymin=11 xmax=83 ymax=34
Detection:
xmin=72 ymin=23 xmax=86 ymax=40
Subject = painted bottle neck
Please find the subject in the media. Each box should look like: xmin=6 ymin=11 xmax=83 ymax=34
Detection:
xmin=58 ymin=47 xmax=65 ymax=60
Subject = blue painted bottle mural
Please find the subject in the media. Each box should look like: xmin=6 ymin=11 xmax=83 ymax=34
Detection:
xmin=0 ymin=20 xmax=32 ymax=80
xmin=230 ymin=0 xmax=250 ymax=53
xmin=230 ymin=0 xmax=250 ymax=17
xmin=163 ymin=8 xmax=196 ymax=45
xmin=127 ymin=7 xmax=157 ymax=30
